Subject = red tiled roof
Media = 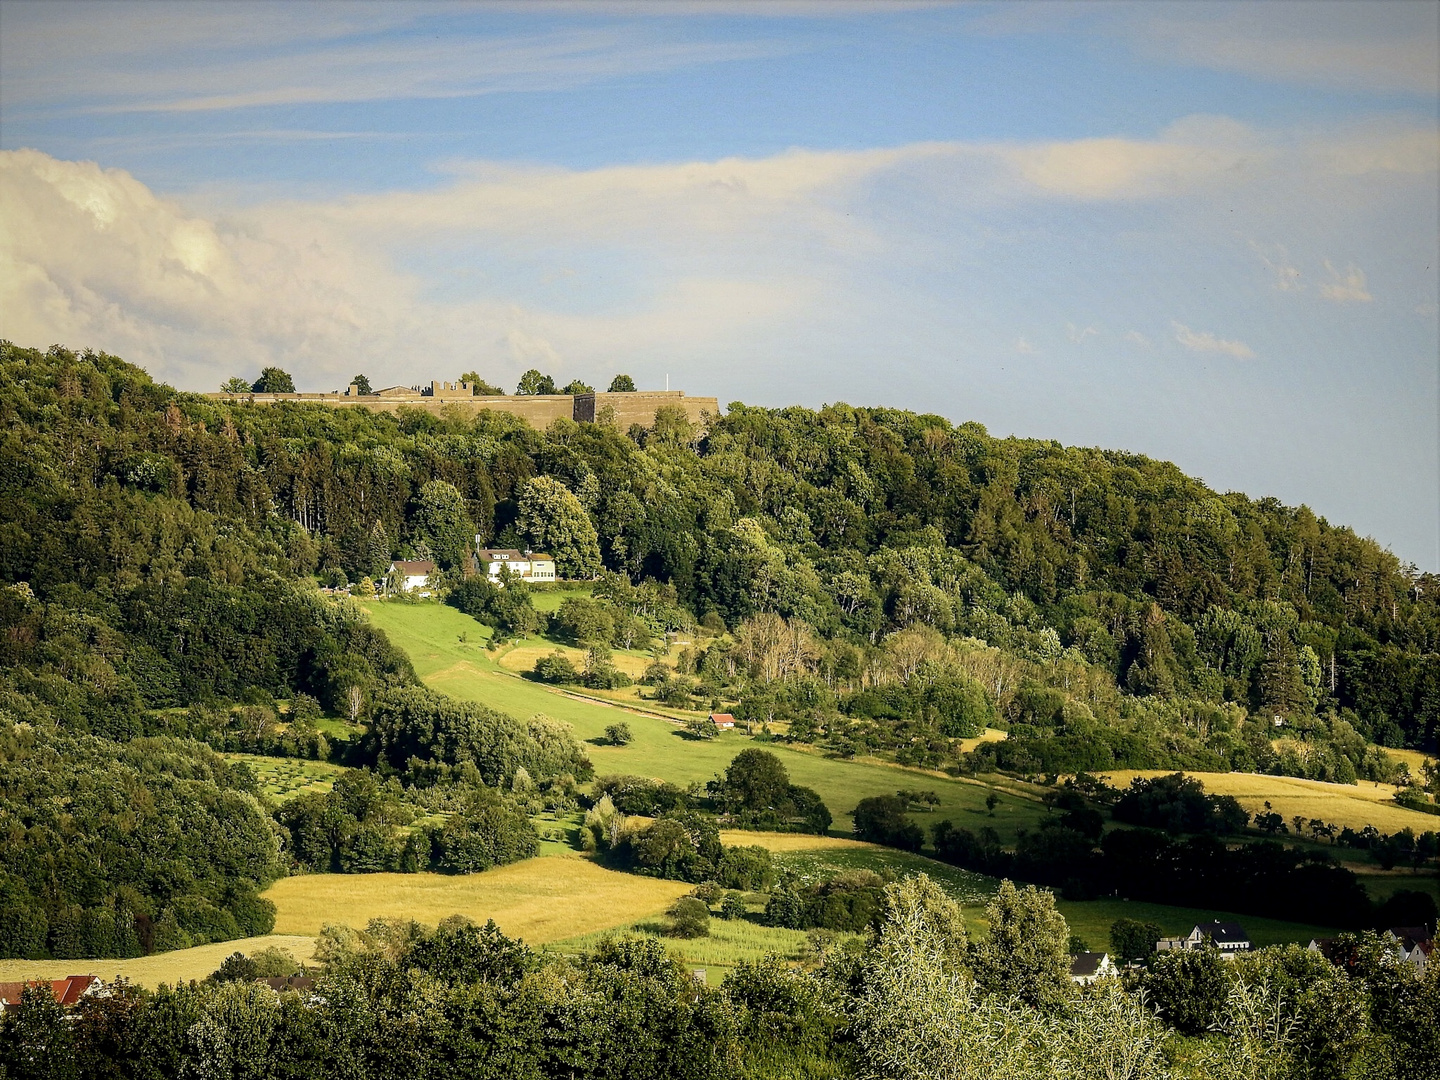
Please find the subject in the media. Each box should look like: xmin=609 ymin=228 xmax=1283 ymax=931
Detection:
xmin=0 ymin=975 xmax=99 ymax=1008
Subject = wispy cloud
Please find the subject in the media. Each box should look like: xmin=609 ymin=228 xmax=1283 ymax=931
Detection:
xmin=1 ymin=7 xmax=794 ymax=115
xmin=1015 ymin=336 xmax=1037 ymax=355
xmin=1066 ymin=323 xmax=1100 ymax=343
xmin=1319 ymin=261 xmax=1373 ymax=303
xmin=1172 ymin=321 xmax=1255 ymax=359
xmin=1249 ymin=240 xmax=1302 ymax=291
xmin=1124 ymin=330 xmax=1152 ymax=347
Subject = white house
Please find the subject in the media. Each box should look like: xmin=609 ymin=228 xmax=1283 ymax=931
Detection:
xmin=476 ymin=546 xmax=557 ymax=583
xmin=389 ymin=560 xmax=437 ymax=594
xmin=1156 ymin=921 xmax=1250 ymax=956
xmin=1386 ymin=927 xmax=1434 ymax=975
xmin=1069 ymin=952 xmax=1119 ymax=984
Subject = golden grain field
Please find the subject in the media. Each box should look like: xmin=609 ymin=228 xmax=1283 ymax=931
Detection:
xmin=499 ymin=644 xmax=651 ymax=678
xmin=263 ymin=855 xmax=691 ymax=943
xmin=718 ymin=830 xmax=881 ymax=853
xmin=0 ymin=935 xmax=317 ymax=990
xmin=1100 ymin=769 xmax=1437 ymax=835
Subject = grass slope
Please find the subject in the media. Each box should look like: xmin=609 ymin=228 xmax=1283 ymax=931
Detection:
xmin=362 ymin=601 xmax=1049 ymax=843
xmin=262 ymin=856 xmax=691 ymax=943
xmin=225 ymin=753 xmax=350 ymax=802
xmin=0 ymin=936 xmax=317 ymax=989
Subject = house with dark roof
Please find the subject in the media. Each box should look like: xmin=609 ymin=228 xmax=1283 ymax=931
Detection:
xmin=0 ymin=975 xmax=101 ymax=1014
xmin=1386 ymin=927 xmax=1435 ymax=975
xmin=389 ymin=559 xmax=437 ymax=594
xmin=1069 ymin=952 xmax=1118 ymax=984
xmin=1156 ymin=921 xmax=1251 ymax=955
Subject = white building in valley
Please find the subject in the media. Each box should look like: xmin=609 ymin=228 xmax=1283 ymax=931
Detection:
xmin=476 ymin=547 xmax=557 ymax=583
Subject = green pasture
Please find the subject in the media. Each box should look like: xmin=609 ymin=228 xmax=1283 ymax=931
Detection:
xmin=548 ymin=915 xmax=820 ymax=986
xmin=361 ymin=602 xmax=1049 ymax=845
xmin=1051 ymin=898 xmax=1338 ymax=953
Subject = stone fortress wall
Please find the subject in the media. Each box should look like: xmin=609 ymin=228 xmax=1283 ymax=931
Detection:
xmin=207 ymin=380 xmax=720 ymax=429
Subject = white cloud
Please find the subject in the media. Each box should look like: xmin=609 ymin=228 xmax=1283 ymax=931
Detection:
xmin=1319 ymin=261 xmax=1373 ymax=303
xmin=1172 ymin=321 xmax=1255 ymax=359
xmin=1249 ymin=240 xmax=1302 ymax=292
xmin=1066 ymin=323 xmax=1100 ymax=343
xmin=1124 ymin=330 xmax=1152 ymax=347
xmin=1015 ymin=336 xmax=1037 ymax=354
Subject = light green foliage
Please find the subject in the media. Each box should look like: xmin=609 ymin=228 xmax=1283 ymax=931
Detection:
xmin=971 ymin=879 xmax=1073 ymax=1009
xmin=516 ymin=476 xmax=602 ymax=579
xmin=515 ymin=369 xmax=557 ymax=395
xmin=220 ymin=377 xmax=251 ymax=394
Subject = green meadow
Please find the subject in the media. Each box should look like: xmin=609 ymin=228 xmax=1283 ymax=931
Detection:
xmin=361 ymin=600 xmax=1050 ymax=843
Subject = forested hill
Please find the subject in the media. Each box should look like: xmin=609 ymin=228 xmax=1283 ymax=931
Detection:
xmin=2 ymin=341 xmax=1436 ymax=764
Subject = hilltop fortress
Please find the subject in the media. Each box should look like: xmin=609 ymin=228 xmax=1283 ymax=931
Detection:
xmin=208 ymin=380 xmax=720 ymax=429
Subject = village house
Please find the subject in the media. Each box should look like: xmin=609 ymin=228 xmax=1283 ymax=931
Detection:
xmin=1386 ymin=927 xmax=1434 ymax=975
xmin=1068 ymin=952 xmax=1119 ymax=984
xmin=0 ymin=974 xmax=101 ymax=1014
xmin=389 ymin=559 xmax=437 ymax=594
xmin=709 ymin=713 xmax=736 ymax=730
xmin=1156 ymin=921 xmax=1251 ymax=956
xmin=476 ymin=547 xmax=557 ymax=583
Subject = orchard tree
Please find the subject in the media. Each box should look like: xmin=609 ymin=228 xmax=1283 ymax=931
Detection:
xmin=516 ymin=476 xmax=601 ymax=578
xmin=251 ymin=366 xmax=296 ymax=393
xmin=412 ymin=480 xmax=475 ymax=570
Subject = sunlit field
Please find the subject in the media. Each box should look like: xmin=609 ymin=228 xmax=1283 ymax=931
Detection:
xmin=263 ymin=855 xmax=691 ymax=943
xmin=1100 ymin=769 xmax=1438 ymax=836
xmin=0 ymin=935 xmax=317 ymax=989
xmin=224 ymin=753 xmax=350 ymax=802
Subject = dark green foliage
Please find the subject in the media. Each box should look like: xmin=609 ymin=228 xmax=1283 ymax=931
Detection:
xmin=364 ymin=683 xmax=591 ymax=786
xmin=0 ymin=717 xmax=278 ymax=959
xmin=619 ymin=812 xmax=723 ymax=883
xmin=595 ymin=774 xmax=688 ymax=815
xmin=715 ymin=845 xmax=775 ymax=891
xmin=715 ymin=749 xmax=832 ymax=834
xmin=667 ymin=897 xmax=711 ymax=938
xmin=533 ymin=650 xmax=580 ymax=684
xmin=431 ymin=793 xmax=539 ymax=873
xmin=1112 ymin=772 xmax=1250 ymax=834
xmin=608 ymin=374 xmax=637 ymax=393
xmin=1109 ymin=917 xmax=1165 ymax=963
xmin=252 ymin=366 xmax=296 ymax=393
xmin=1140 ymin=947 xmax=1230 ymax=1035
xmin=605 ymin=721 xmax=632 ymax=745
xmin=447 ymin=575 xmax=541 ymax=637
xmin=852 ymin=794 xmax=923 ymax=851
xmin=764 ymin=871 xmax=886 ymax=932
xmin=0 ymin=983 xmax=77 ymax=1080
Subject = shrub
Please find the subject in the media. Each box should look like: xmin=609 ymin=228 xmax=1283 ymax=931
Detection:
xmin=605 ymin=722 xmax=632 ymax=745
xmin=853 ymin=795 xmax=924 ymax=851
xmin=667 ymin=897 xmax=710 ymax=938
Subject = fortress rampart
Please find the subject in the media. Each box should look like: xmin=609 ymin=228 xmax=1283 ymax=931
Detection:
xmin=207 ymin=381 xmax=720 ymax=429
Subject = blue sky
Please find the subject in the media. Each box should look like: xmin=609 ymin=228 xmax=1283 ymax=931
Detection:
xmin=1 ymin=1 xmax=1437 ymax=568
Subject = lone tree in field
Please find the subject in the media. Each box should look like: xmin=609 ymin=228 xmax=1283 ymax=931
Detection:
xmin=251 ymin=366 xmax=296 ymax=393
xmin=608 ymin=374 xmax=636 ymax=392
xmin=605 ymin=722 xmax=632 ymax=746
xmin=516 ymin=476 xmax=601 ymax=578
